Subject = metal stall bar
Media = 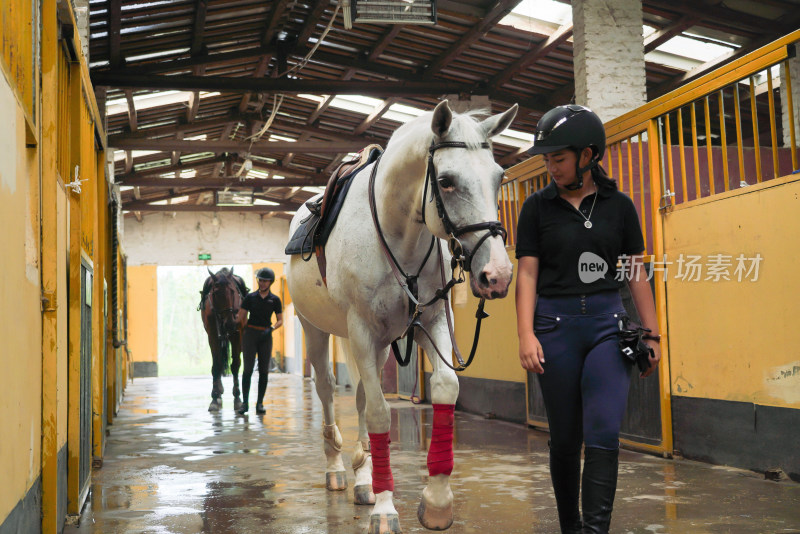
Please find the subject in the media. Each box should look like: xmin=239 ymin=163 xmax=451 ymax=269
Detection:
xmin=766 ymin=72 xmax=780 ymax=180
xmin=785 ymin=59 xmax=798 ymax=171
xmin=677 ymin=108 xmax=688 ymax=202
xmin=718 ymin=89 xmax=730 ymax=191
xmin=749 ymin=75 xmax=763 ymax=183
xmin=638 ymin=132 xmax=647 ymax=254
xmin=690 ymin=102 xmax=702 ymax=199
xmin=734 ymin=86 xmax=746 ymax=185
xmin=626 ymin=138 xmax=634 ymax=209
xmin=664 ymin=113 xmax=676 ymax=203
xmin=704 ymin=96 xmax=716 ymax=195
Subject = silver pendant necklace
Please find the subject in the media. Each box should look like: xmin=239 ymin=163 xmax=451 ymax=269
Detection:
xmin=579 ymin=183 xmax=598 ymax=229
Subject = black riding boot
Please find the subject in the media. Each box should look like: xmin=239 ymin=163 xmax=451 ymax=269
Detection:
xmin=581 ymin=447 xmax=619 ymax=534
xmin=550 ymin=446 xmax=582 ymax=534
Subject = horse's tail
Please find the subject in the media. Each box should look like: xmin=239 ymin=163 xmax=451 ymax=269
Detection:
xmin=337 ymin=336 xmax=360 ymax=387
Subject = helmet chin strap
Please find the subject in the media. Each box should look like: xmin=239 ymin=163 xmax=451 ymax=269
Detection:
xmin=565 ymin=159 xmax=598 ymax=190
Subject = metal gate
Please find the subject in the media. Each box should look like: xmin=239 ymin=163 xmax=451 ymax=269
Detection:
xmin=396 ymin=339 xmax=422 ymax=401
xmin=79 ymin=263 xmax=93 ymax=491
xmin=526 ymin=281 xmax=662 ymax=448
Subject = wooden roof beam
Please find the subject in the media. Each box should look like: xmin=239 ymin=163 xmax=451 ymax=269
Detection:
xmin=117 ymin=155 xmax=229 ymax=181
xmin=488 ymin=23 xmax=573 ymax=88
xmin=369 ymin=26 xmax=403 ymax=62
xmin=111 ymin=139 xmax=371 ymax=155
xmin=108 ymin=0 xmax=122 ymax=68
xmin=353 ymin=98 xmax=396 ymax=136
xmin=122 ymin=202 xmax=301 ymax=213
xmin=93 ymin=73 xmax=478 ymax=96
xmin=124 ymin=90 xmax=137 ymax=132
xmin=643 ymin=0 xmax=795 ymax=34
xmin=117 ymin=177 xmax=327 ymax=188
xmin=110 ymin=118 xmax=383 ymax=148
xmin=421 ymin=0 xmax=523 ymax=80
xmin=644 ymin=16 xmax=698 ymax=53
xmin=190 ymin=0 xmax=208 ymax=56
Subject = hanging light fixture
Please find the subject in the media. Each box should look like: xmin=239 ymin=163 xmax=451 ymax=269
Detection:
xmin=343 ymin=0 xmax=436 ymax=29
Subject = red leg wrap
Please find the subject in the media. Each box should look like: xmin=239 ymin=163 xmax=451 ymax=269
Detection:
xmin=369 ymin=432 xmax=394 ymax=493
xmin=427 ymin=404 xmax=455 ymax=477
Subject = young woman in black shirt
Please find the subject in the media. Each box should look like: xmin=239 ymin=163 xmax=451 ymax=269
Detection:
xmin=237 ymin=267 xmax=283 ymax=415
xmin=515 ymin=105 xmax=661 ymax=534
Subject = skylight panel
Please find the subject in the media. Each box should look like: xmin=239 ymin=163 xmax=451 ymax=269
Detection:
xmin=114 ymin=149 xmax=160 ymax=161
xmin=504 ymin=0 xmax=572 ymax=26
xmin=655 ymin=35 xmax=734 ymax=63
xmin=106 ymin=91 xmax=221 ymax=116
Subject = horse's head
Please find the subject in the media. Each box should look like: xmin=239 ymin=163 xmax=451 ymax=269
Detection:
xmin=207 ymin=267 xmax=241 ymax=335
xmin=422 ymin=101 xmax=518 ymax=299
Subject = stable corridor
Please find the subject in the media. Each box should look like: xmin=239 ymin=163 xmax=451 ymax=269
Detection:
xmin=64 ymin=375 xmax=800 ymax=534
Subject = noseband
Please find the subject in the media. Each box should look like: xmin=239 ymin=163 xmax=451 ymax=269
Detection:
xmin=367 ymin=139 xmax=507 ymax=371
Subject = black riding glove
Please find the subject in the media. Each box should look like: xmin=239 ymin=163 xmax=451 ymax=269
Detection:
xmin=259 ymin=326 xmax=273 ymax=342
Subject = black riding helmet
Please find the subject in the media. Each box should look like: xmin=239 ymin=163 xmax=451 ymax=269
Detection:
xmin=527 ymin=105 xmax=606 ymax=190
xmin=256 ymin=267 xmax=275 ymax=282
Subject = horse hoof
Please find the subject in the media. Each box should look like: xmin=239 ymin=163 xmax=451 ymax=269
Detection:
xmin=208 ymin=399 xmax=222 ymax=412
xmin=354 ymin=484 xmax=375 ymax=505
xmin=417 ymin=497 xmax=453 ymax=531
xmin=325 ymin=471 xmax=347 ymax=491
xmin=367 ymin=513 xmax=402 ymax=534
xmin=233 ymin=397 xmax=242 ymax=411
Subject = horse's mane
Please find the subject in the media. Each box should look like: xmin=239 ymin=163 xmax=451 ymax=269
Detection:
xmin=386 ymin=107 xmax=491 ymax=155
xmin=215 ymin=267 xmax=234 ymax=279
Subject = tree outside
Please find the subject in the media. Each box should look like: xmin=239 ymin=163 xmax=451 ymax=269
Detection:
xmin=157 ymin=265 xmax=254 ymax=376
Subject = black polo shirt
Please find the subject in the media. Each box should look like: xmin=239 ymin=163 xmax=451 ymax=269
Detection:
xmin=241 ymin=291 xmax=283 ymax=328
xmin=515 ymin=177 xmax=645 ymax=296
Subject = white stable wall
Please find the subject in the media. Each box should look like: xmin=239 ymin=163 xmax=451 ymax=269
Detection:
xmin=123 ymin=212 xmax=291 ymax=266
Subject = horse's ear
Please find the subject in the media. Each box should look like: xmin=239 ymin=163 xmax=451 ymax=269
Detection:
xmin=229 ymin=266 xmax=234 ymax=276
xmin=208 ymin=267 xmax=216 ymax=281
xmin=480 ymin=103 xmax=518 ymax=139
xmin=431 ymin=100 xmax=453 ymax=138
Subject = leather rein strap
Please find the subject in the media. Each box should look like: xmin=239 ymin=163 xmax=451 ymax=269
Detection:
xmin=367 ymin=140 xmax=505 ymax=372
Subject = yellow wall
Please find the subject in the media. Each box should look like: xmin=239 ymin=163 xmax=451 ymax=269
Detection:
xmin=664 ymin=175 xmax=800 ymax=408
xmin=128 ymin=265 xmax=159 ymax=363
xmin=0 ymin=63 xmax=43 ymax=527
xmin=450 ymin=256 xmax=527 ymax=383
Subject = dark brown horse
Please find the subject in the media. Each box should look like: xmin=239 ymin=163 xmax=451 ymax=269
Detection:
xmin=200 ymin=267 xmax=247 ymax=412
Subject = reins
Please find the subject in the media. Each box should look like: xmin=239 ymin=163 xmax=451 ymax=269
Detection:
xmin=367 ymin=140 xmax=507 ymax=372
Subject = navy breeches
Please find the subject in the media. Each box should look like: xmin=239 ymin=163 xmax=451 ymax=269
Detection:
xmin=534 ymin=291 xmax=631 ymax=452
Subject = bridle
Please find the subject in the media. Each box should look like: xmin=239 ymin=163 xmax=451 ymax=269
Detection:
xmin=422 ymin=141 xmax=507 ymax=273
xmin=368 ymin=139 xmax=508 ymax=371
xmin=210 ymin=279 xmax=241 ymax=339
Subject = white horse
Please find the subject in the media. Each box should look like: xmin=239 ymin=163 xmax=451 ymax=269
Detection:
xmin=286 ymin=100 xmax=518 ymax=533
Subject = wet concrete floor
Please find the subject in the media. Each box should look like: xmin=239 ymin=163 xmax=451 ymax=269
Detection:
xmin=65 ymin=374 xmax=800 ymax=534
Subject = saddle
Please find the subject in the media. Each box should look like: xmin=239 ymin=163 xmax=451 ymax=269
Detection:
xmin=285 ymin=144 xmax=383 ymax=284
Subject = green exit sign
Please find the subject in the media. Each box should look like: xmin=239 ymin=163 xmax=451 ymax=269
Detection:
xmin=198 ymin=253 xmax=212 ymax=260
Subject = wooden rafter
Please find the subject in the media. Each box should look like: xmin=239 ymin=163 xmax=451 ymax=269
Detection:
xmin=124 ymin=90 xmax=137 ymax=132
xmin=108 ymin=0 xmax=122 ymax=68
xmin=111 ymin=139 xmax=371 ymax=154
xmin=118 ymin=177 xmax=326 ymax=189
xmin=644 ymin=16 xmax=698 ymax=53
xmin=489 ymin=24 xmax=573 ymax=88
xmin=421 ymin=0 xmax=523 ymax=80
xmin=93 ymin=73 xmax=470 ymax=96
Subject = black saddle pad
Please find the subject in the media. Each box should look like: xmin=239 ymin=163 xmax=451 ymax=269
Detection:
xmin=285 ymin=147 xmax=381 ymax=256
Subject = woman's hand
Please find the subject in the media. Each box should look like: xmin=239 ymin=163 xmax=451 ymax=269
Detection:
xmin=519 ymin=333 xmax=545 ymax=374
xmin=641 ymin=338 xmax=661 ymax=378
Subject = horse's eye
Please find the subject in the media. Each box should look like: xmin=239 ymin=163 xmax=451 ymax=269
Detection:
xmin=438 ymin=176 xmax=454 ymax=190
